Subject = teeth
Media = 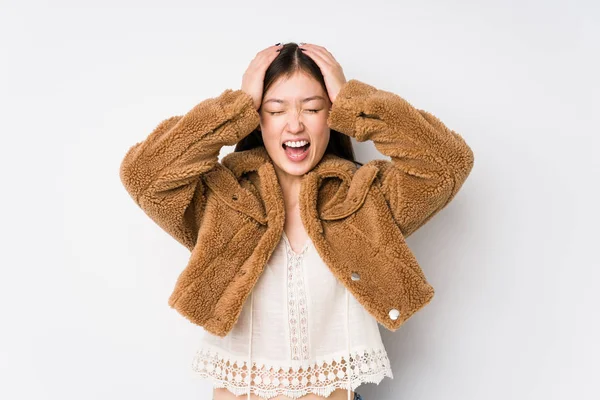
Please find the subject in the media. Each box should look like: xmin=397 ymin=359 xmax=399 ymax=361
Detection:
xmin=284 ymin=140 xmax=309 ymax=147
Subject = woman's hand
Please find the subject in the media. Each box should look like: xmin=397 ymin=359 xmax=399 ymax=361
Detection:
xmin=241 ymin=43 xmax=283 ymax=110
xmin=298 ymin=43 xmax=347 ymax=103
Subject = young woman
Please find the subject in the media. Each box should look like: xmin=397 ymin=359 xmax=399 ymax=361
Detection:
xmin=119 ymin=42 xmax=474 ymax=400
xmin=209 ymin=43 xmax=375 ymax=400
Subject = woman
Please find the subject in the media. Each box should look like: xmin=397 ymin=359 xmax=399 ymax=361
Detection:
xmin=119 ymin=42 xmax=474 ymax=400
xmin=209 ymin=43 xmax=378 ymax=400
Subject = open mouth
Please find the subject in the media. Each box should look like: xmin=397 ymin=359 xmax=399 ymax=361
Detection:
xmin=282 ymin=140 xmax=311 ymax=160
xmin=282 ymin=142 xmax=311 ymax=151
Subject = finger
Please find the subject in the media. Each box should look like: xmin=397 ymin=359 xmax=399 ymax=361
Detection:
xmin=251 ymin=45 xmax=282 ymax=68
xmin=300 ymin=46 xmax=333 ymax=70
xmin=303 ymin=48 xmax=337 ymax=72
xmin=300 ymin=45 xmax=337 ymax=68
xmin=255 ymin=44 xmax=282 ymax=60
xmin=263 ymin=46 xmax=282 ymax=64
xmin=266 ymin=43 xmax=283 ymax=52
xmin=300 ymin=43 xmax=336 ymax=61
xmin=316 ymin=46 xmax=337 ymax=63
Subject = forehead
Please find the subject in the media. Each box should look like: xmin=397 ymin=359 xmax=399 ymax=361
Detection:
xmin=263 ymin=73 xmax=326 ymax=103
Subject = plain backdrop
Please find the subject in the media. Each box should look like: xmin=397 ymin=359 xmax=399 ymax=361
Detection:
xmin=1 ymin=0 xmax=598 ymax=399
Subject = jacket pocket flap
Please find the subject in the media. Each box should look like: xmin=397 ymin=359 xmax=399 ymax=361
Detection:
xmin=203 ymin=164 xmax=268 ymax=225
xmin=320 ymin=164 xmax=379 ymax=220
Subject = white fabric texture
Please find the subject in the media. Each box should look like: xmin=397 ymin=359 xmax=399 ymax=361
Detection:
xmin=192 ymin=231 xmax=393 ymax=399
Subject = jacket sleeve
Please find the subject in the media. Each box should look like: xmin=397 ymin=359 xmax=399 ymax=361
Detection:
xmin=327 ymin=79 xmax=475 ymax=238
xmin=119 ymin=89 xmax=260 ymax=251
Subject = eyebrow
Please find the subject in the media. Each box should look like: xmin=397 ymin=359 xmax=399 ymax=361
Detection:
xmin=263 ymin=95 xmax=326 ymax=104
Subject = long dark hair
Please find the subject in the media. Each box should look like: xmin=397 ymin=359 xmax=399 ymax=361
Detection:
xmin=234 ymin=42 xmax=362 ymax=166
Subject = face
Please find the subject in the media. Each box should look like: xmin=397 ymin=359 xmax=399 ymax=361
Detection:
xmin=259 ymin=72 xmax=331 ymax=178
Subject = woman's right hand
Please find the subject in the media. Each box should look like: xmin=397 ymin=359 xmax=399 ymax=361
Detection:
xmin=241 ymin=43 xmax=283 ymax=110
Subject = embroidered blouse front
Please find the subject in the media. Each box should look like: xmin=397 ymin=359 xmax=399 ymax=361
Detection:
xmin=192 ymin=232 xmax=393 ymax=399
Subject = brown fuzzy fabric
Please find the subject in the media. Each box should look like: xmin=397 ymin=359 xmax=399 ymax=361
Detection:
xmin=119 ymin=79 xmax=474 ymax=337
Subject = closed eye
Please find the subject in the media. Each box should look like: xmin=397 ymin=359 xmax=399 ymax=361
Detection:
xmin=267 ymin=109 xmax=322 ymax=115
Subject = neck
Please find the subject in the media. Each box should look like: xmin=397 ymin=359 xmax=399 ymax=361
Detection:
xmin=274 ymin=165 xmax=303 ymax=210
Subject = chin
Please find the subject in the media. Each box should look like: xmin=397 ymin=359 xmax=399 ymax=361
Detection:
xmin=275 ymin=150 xmax=324 ymax=177
xmin=278 ymin=158 xmax=314 ymax=176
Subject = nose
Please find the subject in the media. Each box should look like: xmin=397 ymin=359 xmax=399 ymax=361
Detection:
xmin=285 ymin=112 xmax=304 ymax=133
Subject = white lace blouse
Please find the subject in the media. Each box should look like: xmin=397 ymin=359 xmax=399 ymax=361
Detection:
xmin=191 ymin=231 xmax=394 ymax=399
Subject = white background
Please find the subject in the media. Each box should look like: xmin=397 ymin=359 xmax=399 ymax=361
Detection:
xmin=1 ymin=0 xmax=598 ymax=399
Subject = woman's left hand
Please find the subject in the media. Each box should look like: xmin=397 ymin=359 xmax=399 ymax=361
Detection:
xmin=299 ymin=43 xmax=347 ymax=103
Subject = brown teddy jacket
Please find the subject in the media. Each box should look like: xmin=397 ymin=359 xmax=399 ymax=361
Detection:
xmin=119 ymin=79 xmax=475 ymax=338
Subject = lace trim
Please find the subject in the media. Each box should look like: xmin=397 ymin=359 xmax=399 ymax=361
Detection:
xmin=283 ymin=233 xmax=311 ymax=361
xmin=192 ymin=345 xmax=394 ymax=399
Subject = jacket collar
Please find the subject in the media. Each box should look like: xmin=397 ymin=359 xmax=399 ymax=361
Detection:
xmin=221 ymin=145 xmax=359 ymax=181
xmin=217 ymin=145 xmax=379 ymax=225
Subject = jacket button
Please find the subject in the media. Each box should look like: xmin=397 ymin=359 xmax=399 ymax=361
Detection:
xmin=388 ymin=309 xmax=400 ymax=320
xmin=351 ymin=272 xmax=360 ymax=281
xmin=232 ymin=194 xmax=238 ymax=201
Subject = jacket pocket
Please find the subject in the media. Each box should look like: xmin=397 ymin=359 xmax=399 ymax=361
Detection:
xmin=320 ymin=164 xmax=380 ymax=220
xmin=202 ymin=163 xmax=267 ymax=225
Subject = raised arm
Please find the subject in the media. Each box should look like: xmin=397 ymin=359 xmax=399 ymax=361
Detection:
xmin=119 ymin=89 xmax=260 ymax=250
xmin=327 ymin=79 xmax=475 ymax=238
